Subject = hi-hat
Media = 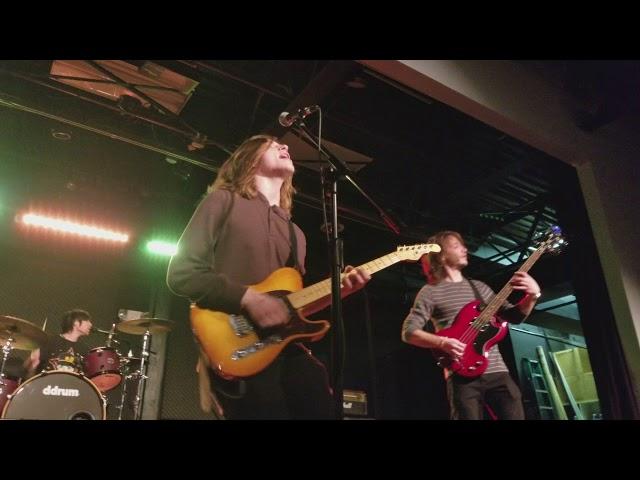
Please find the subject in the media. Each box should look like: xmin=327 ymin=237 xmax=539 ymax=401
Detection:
xmin=0 ymin=315 xmax=49 ymax=350
xmin=116 ymin=318 xmax=174 ymax=335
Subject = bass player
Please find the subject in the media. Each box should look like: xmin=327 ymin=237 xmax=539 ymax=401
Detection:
xmin=401 ymin=230 xmax=541 ymax=420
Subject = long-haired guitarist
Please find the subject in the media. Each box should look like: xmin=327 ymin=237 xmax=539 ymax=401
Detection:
xmin=402 ymin=231 xmax=541 ymax=420
xmin=167 ymin=135 xmax=370 ymax=420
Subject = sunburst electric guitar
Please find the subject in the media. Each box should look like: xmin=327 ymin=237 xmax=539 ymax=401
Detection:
xmin=433 ymin=226 xmax=566 ymax=378
xmin=191 ymin=243 xmax=440 ymax=379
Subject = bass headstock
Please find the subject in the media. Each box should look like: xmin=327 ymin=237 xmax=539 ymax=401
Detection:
xmin=534 ymin=225 xmax=567 ymax=255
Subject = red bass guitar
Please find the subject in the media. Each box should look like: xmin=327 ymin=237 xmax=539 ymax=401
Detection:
xmin=433 ymin=226 xmax=565 ymax=378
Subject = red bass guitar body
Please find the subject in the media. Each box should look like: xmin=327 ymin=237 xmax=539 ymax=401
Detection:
xmin=433 ymin=300 xmax=508 ymax=378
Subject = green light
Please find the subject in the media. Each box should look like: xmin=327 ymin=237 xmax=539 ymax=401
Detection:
xmin=146 ymin=240 xmax=178 ymax=256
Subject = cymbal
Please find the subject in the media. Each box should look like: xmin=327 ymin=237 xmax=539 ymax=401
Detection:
xmin=0 ymin=315 xmax=49 ymax=350
xmin=116 ymin=318 xmax=174 ymax=335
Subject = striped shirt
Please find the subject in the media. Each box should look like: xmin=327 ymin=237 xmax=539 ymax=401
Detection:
xmin=402 ymin=278 xmax=527 ymax=376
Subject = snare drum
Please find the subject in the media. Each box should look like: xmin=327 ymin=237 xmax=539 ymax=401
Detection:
xmin=1 ymin=370 xmax=105 ymax=420
xmin=83 ymin=347 xmax=122 ymax=392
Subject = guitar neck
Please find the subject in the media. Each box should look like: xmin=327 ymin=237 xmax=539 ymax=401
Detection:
xmin=479 ymin=246 xmax=545 ymax=321
xmin=287 ymin=252 xmax=404 ymax=310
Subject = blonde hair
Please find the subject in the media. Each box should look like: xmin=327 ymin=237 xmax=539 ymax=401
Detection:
xmin=425 ymin=230 xmax=466 ymax=281
xmin=209 ymin=134 xmax=296 ymax=214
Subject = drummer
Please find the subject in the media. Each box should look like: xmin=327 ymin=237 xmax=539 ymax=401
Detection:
xmin=24 ymin=309 xmax=93 ymax=377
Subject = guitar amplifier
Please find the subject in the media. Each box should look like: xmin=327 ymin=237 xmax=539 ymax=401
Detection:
xmin=343 ymin=389 xmax=368 ymax=416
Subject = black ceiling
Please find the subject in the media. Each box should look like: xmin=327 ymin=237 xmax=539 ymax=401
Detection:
xmin=1 ymin=59 xmax=626 ymax=322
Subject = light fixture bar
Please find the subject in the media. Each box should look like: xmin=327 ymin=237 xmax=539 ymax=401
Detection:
xmin=20 ymin=213 xmax=129 ymax=243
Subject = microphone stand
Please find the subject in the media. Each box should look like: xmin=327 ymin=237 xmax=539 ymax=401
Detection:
xmin=323 ymin=163 xmax=344 ymax=419
xmin=289 ymin=120 xmax=400 ymax=419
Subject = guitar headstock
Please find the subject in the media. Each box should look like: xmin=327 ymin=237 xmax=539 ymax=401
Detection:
xmin=534 ymin=225 xmax=567 ymax=255
xmin=396 ymin=243 xmax=441 ymax=261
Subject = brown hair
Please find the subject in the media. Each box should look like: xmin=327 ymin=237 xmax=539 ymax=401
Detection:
xmin=209 ymin=134 xmax=296 ymax=214
xmin=424 ymin=230 xmax=466 ymax=282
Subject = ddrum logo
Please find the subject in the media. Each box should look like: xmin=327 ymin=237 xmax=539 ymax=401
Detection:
xmin=42 ymin=385 xmax=80 ymax=397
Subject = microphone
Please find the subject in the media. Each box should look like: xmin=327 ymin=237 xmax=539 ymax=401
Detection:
xmin=278 ymin=105 xmax=320 ymax=127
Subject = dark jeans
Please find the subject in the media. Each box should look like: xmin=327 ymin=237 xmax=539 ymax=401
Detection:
xmin=447 ymin=371 xmax=524 ymax=420
xmin=211 ymin=344 xmax=335 ymax=420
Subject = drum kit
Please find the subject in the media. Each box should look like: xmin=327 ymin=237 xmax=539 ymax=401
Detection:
xmin=0 ymin=314 xmax=174 ymax=420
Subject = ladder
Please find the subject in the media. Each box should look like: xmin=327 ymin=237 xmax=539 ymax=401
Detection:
xmin=522 ymin=358 xmax=555 ymax=420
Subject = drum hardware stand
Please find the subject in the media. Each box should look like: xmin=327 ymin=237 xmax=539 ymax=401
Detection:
xmin=112 ymin=316 xmax=172 ymax=420
xmin=131 ymin=328 xmax=151 ymax=420
xmin=105 ymin=323 xmax=116 ymax=348
xmin=115 ymin=348 xmax=133 ymax=420
xmin=116 ymin=353 xmax=141 ymax=421
xmin=0 ymin=335 xmax=15 ymax=396
xmin=116 ymin=330 xmax=151 ymax=420
xmin=115 ymin=368 xmax=129 ymax=420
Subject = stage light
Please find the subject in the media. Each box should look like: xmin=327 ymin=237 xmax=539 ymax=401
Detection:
xmin=20 ymin=213 xmax=129 ymax=243
xmin=146 ymin=240 xmax=178 ymax=256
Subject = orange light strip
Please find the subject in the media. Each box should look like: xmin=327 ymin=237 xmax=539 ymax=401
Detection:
xmin=20 ymin=213 xmax=129 ymax=243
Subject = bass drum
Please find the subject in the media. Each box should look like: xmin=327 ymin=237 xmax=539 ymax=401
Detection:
xmin=0 ymin=376 xmax=21 ymax=414
xmin=1 ymin=371 xmax=105 ymax=420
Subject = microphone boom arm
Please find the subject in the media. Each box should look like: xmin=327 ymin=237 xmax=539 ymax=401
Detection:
xmin=290 ymin=124 xmax=401 ymax=234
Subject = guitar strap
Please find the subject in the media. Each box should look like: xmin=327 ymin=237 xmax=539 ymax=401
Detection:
xmin=466 ymin=277 xmax=486 ymax=306
xmin=286 ymin=219 xmax=301 ymax=272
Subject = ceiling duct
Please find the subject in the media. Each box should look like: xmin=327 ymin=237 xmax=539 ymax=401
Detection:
xmin=49 ymin=60 xmax=199 ymax=115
